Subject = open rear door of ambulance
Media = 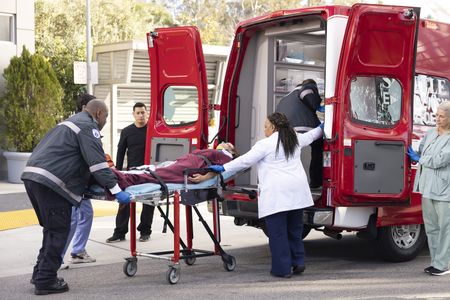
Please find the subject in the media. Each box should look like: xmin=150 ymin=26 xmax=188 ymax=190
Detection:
xmin=145 ymin=27 xmax=209 ymax=164
xmin=332 ymin=4 xmax=420 ymax=206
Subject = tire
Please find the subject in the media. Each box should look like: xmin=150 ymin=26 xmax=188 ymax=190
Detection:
xmin=376 ymin=224 xmax=426 ymax=262
xmin=184 ymin=252 xmax=196 ymax=266
xmin=166 ymin=266 xmax=180 ymax=284
xmin=223 ymin=255 xmax=236 ymax=272
xmin=123 ymin=259 xmax=137 ymax=277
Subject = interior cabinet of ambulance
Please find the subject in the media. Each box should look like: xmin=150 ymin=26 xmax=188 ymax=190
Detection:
xmin=268 ymin=33 xmax=325 ymax=111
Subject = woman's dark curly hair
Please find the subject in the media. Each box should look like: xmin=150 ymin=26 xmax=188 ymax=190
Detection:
xmin=267 ymin=112 xmax=299 ymax=160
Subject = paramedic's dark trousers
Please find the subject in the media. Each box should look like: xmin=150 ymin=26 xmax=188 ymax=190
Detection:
xmin=114 ymin=203 xmax=155 ymax=237
xmin=24 ymin=180 xmax=72 ymax=288
xmin=264 ymin=209 xmax=304 ymax=276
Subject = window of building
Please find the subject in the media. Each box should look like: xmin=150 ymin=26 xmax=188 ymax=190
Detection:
xmin=350 ymin=76 xmax=402 ymax=126
xmin=0 ymin=14 xmax=15 ymax=43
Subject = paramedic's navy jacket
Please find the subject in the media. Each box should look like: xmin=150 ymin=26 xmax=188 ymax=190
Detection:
xmin=276 ymin=82 xmax=322 ymax=130
xmin=21 ymin=111 xmax=120 ymax=205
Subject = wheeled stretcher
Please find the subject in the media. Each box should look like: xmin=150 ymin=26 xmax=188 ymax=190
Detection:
xmin=85 ymin=169 xmax=238 ymax=284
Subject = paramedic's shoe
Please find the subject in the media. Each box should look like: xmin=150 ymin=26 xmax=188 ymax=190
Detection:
xmin=139 ymin=234 xmax=150 ymax=242
xmin=106 ymin=235 xmax=125 ymax=243
xmin=34 ymin=279 xmax=69 ymax=295
xmin=59 ymin=263 xmax=69 ymax=270
xmin=430 ymin=267 xmax=450 ymax=276
xmin=31 ymin=277 xmax=64 ymax=285
xmin=70 ymin=251 xmax=96 ymax=264
xmin=424 ymin=266 xmax=433 ymax=274
xmin=292 ymin=265 xmax=306 ymax=275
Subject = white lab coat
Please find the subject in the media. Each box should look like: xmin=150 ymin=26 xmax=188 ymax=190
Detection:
xmin=223 ymin=127 xmax=323 ymax=218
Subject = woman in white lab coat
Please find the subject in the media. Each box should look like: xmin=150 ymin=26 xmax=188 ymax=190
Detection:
xmin=209 ymin=112 xmax=323 ymax=278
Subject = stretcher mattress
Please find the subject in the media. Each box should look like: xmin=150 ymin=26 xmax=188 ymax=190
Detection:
xmin=125 ymin=171 xmax=236 ymax=196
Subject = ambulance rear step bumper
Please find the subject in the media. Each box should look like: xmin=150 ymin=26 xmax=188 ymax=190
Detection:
xmin=303 ymin=208 xmax=334 ymax=226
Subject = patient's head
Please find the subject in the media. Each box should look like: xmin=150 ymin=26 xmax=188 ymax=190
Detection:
xmin=217 ymin=142 xmax=239 ymax=158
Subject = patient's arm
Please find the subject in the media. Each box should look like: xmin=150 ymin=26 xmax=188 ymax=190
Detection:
xmin=188 ymin=172 xmax=215 ymax=183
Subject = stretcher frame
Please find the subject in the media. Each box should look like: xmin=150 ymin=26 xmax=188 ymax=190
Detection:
xmin=121 ymin=168 xmax=237 ymax=284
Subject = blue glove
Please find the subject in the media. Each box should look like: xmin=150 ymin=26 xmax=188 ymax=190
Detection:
xmin=407 ymin=146 xmax=420 ymax=163
xmin=115 ymin=191 xmax=131 ymax=205
xmin=209 ymin=165 xmax=225 ymax=173
xmin=317 ymin=105 xmax=325 ymax=113
xmin=319 ymin=122 xmax=324 ymax=130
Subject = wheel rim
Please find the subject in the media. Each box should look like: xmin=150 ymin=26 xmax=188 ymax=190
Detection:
xmin=390 ymin=224 xmax=421 ymax=249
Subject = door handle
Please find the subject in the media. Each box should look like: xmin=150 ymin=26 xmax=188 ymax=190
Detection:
xmin=374 ymin=141 xmax=402 ymax=147
xmin=363 ymin=162 xmax=375 ymax=171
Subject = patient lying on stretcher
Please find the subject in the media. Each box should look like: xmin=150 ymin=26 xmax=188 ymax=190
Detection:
xmin=111 ymin=143 xmax=237 ymax=191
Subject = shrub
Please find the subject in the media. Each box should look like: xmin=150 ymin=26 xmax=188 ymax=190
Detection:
xmin=0 ymin=46 xmax=63 ymax=152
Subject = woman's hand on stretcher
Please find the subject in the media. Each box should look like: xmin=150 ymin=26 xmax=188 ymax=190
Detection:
xmin=188 ymin=172 xmax=215 ymax=183
xmin=115 ymin=191 xmax=132 ymax=204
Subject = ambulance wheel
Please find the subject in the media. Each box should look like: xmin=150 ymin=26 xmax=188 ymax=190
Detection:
xmin=376 ymin=224 xmax=426 ymax=262
xmin=223 ymin=256 xmax=236 ymax=272
xmin=123 ymin=258 xmax=137 ymax=277
xmin=166 ymin=266 xmax=180 ymax=284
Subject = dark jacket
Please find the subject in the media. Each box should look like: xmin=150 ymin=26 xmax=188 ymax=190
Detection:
xmin=276 ymin=83 xmax=322 ymax=130
xmin=21 ymin=111 xmax=119 ymax=205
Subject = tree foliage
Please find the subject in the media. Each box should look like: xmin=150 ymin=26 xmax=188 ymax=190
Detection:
xmin=35 ymin=0 xmax=174 ymax=117
xmin=0 ymin=47 xmax=63 ymax=152
xmin=173 ymin=0 xmax=363 ymax=45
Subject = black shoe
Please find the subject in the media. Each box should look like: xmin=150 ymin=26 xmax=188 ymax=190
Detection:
xmin=139 ymin=234 xmax=150 ymax=242
xmin=34 ymin=279 xmax=69 ymax=295
xmin=30 ymin=277 xmax=64 ymax=285
xmin=292 ymin=265 xmax=306 ymax=275
xmin=430 ymin=267 xmax=450 ymax=276
xmin=424 ymin=266 xmax=433 ymax=274
xmin=106 ymin=235 xmax=125 ymax=243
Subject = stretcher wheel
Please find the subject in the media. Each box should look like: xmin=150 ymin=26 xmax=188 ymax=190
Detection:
xmin=123 ymin=258 xmax=137 ymax=277
xmin=223 ymin=255 xmax=236 ymax=272
xmin=166 ymin=266 xmax=181 ymax=284
xmin=184 ymin=254 xmax=196 ymax=266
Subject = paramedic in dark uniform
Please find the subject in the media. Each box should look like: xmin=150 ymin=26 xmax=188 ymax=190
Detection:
xmin=21 ymin=100 xmax=131 ymax=295
xmin=276 ymin=79 xmax=324 ymax=189
xmin=106 ymin=102 xmax=154 ymax=243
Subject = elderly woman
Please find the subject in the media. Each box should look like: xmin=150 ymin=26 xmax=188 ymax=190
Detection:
xmin=210 ymin=112 xmax=323 ymax=278
xmin=408 ymin=101 xmax=450 ymax=276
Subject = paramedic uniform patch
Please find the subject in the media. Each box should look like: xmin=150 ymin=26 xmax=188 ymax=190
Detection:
xmin=92 ymin=129 xmax=101 ymax=139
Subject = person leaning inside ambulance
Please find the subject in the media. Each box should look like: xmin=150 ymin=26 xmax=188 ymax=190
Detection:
xmin=209 ymin=112 xmax=323 ymax=278
xmin=407 ymin=101 xmax=450 ymax=276
xmin=21 ymin=100 xmax=132 ymax=295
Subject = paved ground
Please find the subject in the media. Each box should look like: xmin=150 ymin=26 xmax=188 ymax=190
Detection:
xmin=2 ymin=180 xmax=450 ymax=299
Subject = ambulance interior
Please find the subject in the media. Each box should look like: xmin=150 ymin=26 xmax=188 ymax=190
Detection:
xmin=232 ymin=16 xmax=326 ymax=189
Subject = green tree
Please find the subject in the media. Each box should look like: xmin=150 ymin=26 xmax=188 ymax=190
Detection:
xmin=35 ymin=0 xmax=174 ymax=117
xmin=0 ymin=47 xmax=63 ymax=152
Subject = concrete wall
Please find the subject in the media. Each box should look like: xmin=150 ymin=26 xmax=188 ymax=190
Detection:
xmin=0 ymin=0 xmax=35 ymax=180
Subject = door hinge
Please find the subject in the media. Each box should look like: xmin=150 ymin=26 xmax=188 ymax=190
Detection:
xmin=148 ymin=31 xmax=158 ymax=48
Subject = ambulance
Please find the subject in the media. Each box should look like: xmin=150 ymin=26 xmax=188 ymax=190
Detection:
xmin=145 ymin=4 xmax=450 ymax=262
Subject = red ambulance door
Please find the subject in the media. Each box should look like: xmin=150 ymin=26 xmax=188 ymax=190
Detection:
xmin=333 ymin=4 xmax=420 ymax=206
xmin=145 ymin=27 xmax=209 ymax=164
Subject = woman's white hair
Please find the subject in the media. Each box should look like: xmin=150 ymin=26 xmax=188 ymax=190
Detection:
xmin=438 ymin=101 xmax=450 ymax=118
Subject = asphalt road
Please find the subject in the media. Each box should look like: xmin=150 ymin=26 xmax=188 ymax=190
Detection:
xmin=1 ymin=205 xmax=450 ymax=300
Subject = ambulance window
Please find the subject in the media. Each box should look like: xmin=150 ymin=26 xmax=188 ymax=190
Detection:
xmin=350 ymin=76 xmax=401 ymax=126
xmin=163 ymin=85 xmax=199 ymax=126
